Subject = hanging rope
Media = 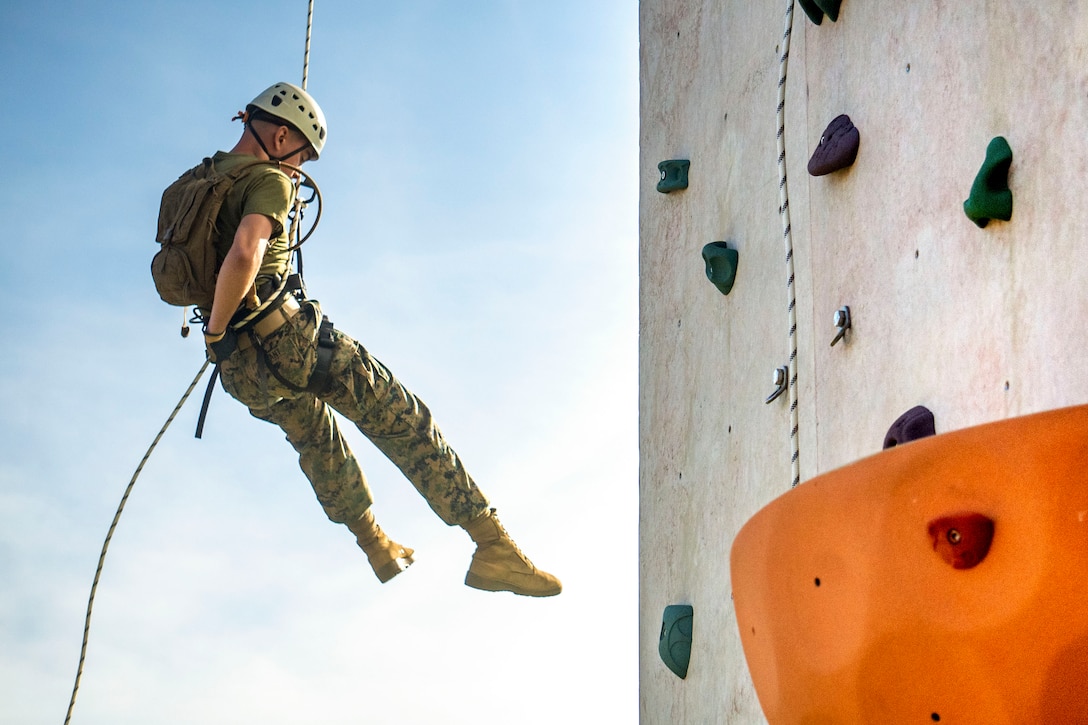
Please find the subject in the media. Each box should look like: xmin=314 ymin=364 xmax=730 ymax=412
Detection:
xmin=302 ymin=0 xmax=315 ymax=90
xmin=64 ymin=360 xmax=211 ymax=725
xmin=775 ymin=0 xmax=801 ymax=488
xmin=295 ymin=0 xmax=318 ymax=268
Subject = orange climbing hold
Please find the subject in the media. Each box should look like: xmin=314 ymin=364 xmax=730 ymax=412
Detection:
xmin=730 ymin=405 xmax=1088 ymax=724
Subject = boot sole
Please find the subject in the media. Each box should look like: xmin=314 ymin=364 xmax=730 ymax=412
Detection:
xmin=464 ymin=571 xmax=561 ymax=597
xmin=373 ymin=552 xmax=415 ymax=583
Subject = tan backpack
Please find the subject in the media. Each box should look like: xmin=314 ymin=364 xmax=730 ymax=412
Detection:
xmin=152 ymin=157 xmax=274 ymax=310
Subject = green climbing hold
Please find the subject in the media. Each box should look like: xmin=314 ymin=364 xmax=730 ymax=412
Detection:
xmin=702 ymin=242 xmax=739 ymax=296
xmin=657 ymin=159 xmax=690 ymax=193
xmin=798 ymin=0 xmax=824 ymax=25
xmin=813 ymin=0 xmax=841 ymax=22
xmin=963 ymin=136 xmax=1013 ymax=228
xmin=659 ymin=604 xmax=694 ymax=679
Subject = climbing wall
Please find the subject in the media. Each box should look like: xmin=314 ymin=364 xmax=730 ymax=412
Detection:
xmin=639 ymin=1 xmax=1088 ymax=722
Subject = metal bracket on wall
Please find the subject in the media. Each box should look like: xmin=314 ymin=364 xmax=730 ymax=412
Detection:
xmin=765 ymin=365 xmax=789 ymax=404
xmin=830 ymin=306 xmax=851 ymax=347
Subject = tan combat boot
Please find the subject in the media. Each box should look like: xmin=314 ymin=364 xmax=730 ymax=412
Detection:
xmin=348 ymin=508 xmax=415 ymax=583
xmin=463 ymin=508 xmax=561 ymax=597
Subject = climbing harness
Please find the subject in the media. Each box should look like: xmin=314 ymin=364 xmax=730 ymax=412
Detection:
xmin=64 ymin=361 xmax=211 ymax=725
xmin=774 ymin=0 xmax=801 ymax=488
xmin=65 ymin=3 xmax=325 ymax=721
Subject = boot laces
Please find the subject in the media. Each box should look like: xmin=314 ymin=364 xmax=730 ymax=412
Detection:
xmin=491 ymin=512 xmax=533 ymax=566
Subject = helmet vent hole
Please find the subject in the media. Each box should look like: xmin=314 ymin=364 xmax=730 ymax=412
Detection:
xmin=270 ymin=96 xmax=282 ymax=107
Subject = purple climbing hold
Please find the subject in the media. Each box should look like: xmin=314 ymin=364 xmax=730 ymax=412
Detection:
xmin=808 ymin=114 xmax=860 ymax=176
xmin=883 ymin=405 xmax=936 ymax=449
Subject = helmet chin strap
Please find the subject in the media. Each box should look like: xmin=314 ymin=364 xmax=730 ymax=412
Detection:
xmin=245 ymin=116 xmax=310 ymax=163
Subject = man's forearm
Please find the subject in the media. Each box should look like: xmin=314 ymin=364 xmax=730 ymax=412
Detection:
xmin=206 ymin=252 xmax=260 ymax=333
xmin=205 ymin=214 xmax=272 ymax=333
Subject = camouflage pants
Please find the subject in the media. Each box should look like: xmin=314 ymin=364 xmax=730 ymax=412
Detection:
xmin=218 ymin=299 xmax=490 ymax=527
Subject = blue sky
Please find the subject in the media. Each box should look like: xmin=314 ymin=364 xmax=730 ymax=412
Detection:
xmin=0 ymin=2 xmax=637 ymax=723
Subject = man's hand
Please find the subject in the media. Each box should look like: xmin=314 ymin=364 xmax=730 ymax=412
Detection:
xmin=204 ymin=328 xmax=238 ymax=363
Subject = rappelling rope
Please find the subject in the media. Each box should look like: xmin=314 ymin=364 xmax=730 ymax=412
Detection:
xmin=302 ymin=0 xmax=315 ymax=90
xmin=294 ymin=0 xmax=318 ymax=277
xmin=775 ymin=0 xmax=801 ymax=488
xmin=64 ymin=360 xmax=211 ymax=725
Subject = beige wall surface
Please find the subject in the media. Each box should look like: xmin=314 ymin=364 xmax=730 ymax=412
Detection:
xmin=639 ymin=1 xmax=1088 ymax=722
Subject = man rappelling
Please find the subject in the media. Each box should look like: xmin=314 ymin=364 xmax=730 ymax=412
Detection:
xmin=155 ymin=82 xmax=560 ymax=597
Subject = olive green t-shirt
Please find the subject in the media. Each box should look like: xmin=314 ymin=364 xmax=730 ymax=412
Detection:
xmin=211 ymin=151 xmax=296 ymax=282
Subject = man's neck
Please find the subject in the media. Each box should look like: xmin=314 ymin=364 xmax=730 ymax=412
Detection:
xmin=229 ymin=136 xmax=268 ymax=160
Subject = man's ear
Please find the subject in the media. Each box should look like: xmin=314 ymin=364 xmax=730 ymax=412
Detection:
xmin=274 ymin=125 xmax=291 ymax=150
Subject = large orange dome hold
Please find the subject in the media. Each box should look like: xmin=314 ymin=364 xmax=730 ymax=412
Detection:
xmin=730 ymin=405 xmax=1088 ymax=724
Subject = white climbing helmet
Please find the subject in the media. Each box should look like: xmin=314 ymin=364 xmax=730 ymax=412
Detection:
xmin=247 ymin=82 xmax=328 ymax=158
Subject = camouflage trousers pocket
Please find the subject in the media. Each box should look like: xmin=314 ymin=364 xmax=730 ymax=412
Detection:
xmin=219 ymin=300 xmax=322 ymax=407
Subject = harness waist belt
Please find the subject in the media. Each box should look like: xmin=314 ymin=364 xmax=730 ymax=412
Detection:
xmin=237 ymin=295 xmax=301 ymax=350
xmin=253 ymin=294 xmax=301 ymax=336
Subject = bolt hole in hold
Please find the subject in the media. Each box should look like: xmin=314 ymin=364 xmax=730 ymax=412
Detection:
xmin=932 ymin=714 xmax=940 ymax=722
xmin=814 ymin=577 xmax=821 ymax=587
xmin=927 ymin=513 xmax=995 ymax=569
